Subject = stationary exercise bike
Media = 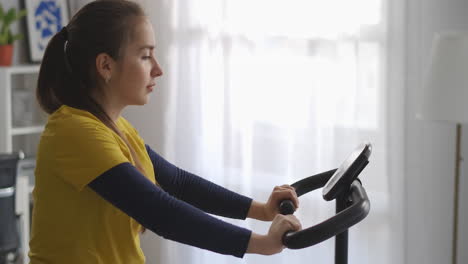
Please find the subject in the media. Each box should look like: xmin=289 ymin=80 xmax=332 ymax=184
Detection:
xmin=279 ymin=143 xmax=371 ymax=264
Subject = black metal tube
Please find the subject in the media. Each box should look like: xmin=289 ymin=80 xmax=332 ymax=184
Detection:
xmin=292 ymin=168 xmax=337 ymax=196
xmin=335 ymin=193 xmax=349 ymax=264
xmin=279 ymin=169 xmax=337 ymax=215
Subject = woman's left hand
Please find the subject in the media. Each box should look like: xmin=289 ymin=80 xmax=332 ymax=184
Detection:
xmin=262 ymin=185 xmax=299 ymax=221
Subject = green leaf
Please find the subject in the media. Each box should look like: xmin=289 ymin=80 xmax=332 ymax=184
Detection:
xmin=0 ymin=27 xmax=8 ymax=41
xmin=0 ymin=4 xmax=27 ymax=44
xmin=0 ymin=6 xmax=4 ymax=21
xmin=11 ymin=33 xmax=22 ymax=43
xmin=17 ymin=9 xmax=27 ymax=19
xmin=4 ymin=8 xmax=15 ymax=25
xmin=0 ymin=31 xmax=7 ymax=45
xmin=5 ymin=28 xmax=12 ymax=44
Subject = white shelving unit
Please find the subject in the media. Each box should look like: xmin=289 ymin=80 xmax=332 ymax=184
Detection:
xmin=11 ymin=126 xmax=45 ymax=136
xmin=0 ymin=64 xmax=42 ymax=153
xmin=0 ymin=64 xmax=41 ymax=264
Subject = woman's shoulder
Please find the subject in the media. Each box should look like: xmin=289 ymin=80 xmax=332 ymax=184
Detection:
xmin=116 ymin=117 xmax=147 ymax=146
xmin=44 ymin=105 xmax=110 ymax=136
xmin=117 ymin=116 xmax=139 ymax=135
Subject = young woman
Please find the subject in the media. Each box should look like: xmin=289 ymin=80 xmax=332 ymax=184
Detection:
xmin=29 ymin=0 xmax=301 ymax=263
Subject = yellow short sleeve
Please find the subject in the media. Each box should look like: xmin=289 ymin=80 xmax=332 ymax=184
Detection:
xmin=43 ymin=110 xmax=130 ymax=191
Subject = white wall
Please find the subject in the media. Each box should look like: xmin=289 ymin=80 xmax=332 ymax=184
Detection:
xmin=406 ymin=0 xmax=468 ymax=263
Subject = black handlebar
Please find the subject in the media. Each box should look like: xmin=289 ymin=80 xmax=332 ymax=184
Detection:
xmin=279 ymin=169 xmax=337 ymax=215
xmin=282 ymin=180 xmax=369 ymax=249
xmin=278 ymin=170 xmax=370 ymax=249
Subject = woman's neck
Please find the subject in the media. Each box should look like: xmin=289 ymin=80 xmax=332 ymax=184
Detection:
xmin=91 ymin=91 xmax=125 ymax=122
xmin=105 ymin=106 xmax=123 ymax=122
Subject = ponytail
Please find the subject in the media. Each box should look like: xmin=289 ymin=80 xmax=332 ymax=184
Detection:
xmin=36 ymin=27 xmax=71 ymax=114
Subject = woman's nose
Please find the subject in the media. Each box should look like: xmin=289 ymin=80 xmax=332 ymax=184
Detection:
xmin=152 ymin=59 xmax=163 ymax=77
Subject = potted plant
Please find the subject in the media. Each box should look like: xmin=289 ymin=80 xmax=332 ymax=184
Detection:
xmin=0 ymin=5 xmax=26 ymax=66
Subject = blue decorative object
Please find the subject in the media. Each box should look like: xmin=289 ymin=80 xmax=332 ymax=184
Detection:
xmin=25 ymin=0 xmax=69 ymax=62
xmin=35 ymin=1 xmax=63 ymax=50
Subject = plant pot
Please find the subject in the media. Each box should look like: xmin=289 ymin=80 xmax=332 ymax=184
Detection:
xmin=0 ymin=44 xmax=13 ymax=66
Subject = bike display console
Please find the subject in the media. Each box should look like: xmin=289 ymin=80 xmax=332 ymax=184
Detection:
xmin=322 ymin=143 xmax=371 ymax=201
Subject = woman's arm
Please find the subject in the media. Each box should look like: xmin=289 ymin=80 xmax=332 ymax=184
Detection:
xmin=88 ymin=162 xmax=301 ymax=257
xmin=146 ymin=145 xmax=299 ymax=222
xmin=247 ymin=201 xmax=269 ymax=221
xmin=146 ymin=144 xmax=252 ymax=219
xmin=89 ymin=162 xmax=250 ymax=257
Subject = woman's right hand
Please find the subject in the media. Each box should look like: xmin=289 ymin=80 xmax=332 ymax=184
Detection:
xmin=246 ymin=214 xmax=302 ymax=255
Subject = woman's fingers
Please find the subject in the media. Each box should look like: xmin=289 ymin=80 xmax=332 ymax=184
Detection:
xmin=273 ymin=214 xmax=302 ymax=233
xmin=287 ymin=215 xmax=302 ymax=231
xmin=273 ymin=185 xmax=299 ymax=208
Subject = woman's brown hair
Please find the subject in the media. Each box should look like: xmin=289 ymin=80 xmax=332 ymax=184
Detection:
xmin=36 ymin=0 xmax=147 ymax=177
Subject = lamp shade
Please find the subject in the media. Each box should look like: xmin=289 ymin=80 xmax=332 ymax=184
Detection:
xmin=417 ymin=32 xmax=468 ymax=123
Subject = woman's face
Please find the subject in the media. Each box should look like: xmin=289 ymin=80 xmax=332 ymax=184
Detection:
xmin=111 ymin=17 xmax=163 ymax=106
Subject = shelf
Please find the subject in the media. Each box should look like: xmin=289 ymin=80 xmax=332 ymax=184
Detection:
xmin=11 ymin=126 xmax=45 ymax=135
xmin=0 ymin=65 xmax=40 ymax=75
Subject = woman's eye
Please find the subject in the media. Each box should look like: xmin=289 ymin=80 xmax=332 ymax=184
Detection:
xmin=142 ymin=56 xmax=151 ymax=60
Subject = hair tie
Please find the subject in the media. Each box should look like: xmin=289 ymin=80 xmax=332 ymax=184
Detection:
xmin=61 ymin=27 xmax=73 ymax=73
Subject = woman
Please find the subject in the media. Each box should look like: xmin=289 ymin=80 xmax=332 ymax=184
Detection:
xmin=29 ymin=0 xmax=301 ymax=263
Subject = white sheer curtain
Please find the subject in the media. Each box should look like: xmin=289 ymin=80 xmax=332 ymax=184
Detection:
xmin=74 ymin=0 xmax=405 ymax=263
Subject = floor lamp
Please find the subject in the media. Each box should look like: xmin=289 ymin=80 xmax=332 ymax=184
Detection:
xmin=417 ymin=31 xmax=468 ymax=264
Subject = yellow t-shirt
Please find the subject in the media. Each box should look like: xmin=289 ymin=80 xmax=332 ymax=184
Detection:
xmin=29 ymin=105 xmax=156 ymax=264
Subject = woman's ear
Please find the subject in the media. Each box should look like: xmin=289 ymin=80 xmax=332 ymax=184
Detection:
xmin=95 ymin=53 xmax=115 ymax=83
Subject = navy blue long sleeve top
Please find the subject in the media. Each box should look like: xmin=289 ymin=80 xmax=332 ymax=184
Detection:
xmin=88 ymin=144 xmax=253 ymax=258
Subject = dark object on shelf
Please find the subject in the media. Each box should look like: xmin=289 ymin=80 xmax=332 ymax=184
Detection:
xmin=0 ymin=152 xmax=22 ymax=264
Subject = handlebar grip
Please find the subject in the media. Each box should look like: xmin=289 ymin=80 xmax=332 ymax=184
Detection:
xmin=279 ymin=200 xmax=295 ymax=215
xmin=282 ymin=180 xmax=370 ymax=249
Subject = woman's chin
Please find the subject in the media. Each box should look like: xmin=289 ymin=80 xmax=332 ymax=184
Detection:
xmin=129 ymin=96 xmax=150 ymax=106
xmin=142 ymin=94 xmax=151 ymax=104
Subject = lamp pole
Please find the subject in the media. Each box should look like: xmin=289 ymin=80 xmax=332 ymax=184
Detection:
xmin=452 ymin=123 xmax=462 ymax=264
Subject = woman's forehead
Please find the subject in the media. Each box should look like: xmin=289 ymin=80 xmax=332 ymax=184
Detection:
xmin=130 ymin=19 xmax=156 ymax=50
xmin=138 ymin=45 xmax=155 ymax=52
